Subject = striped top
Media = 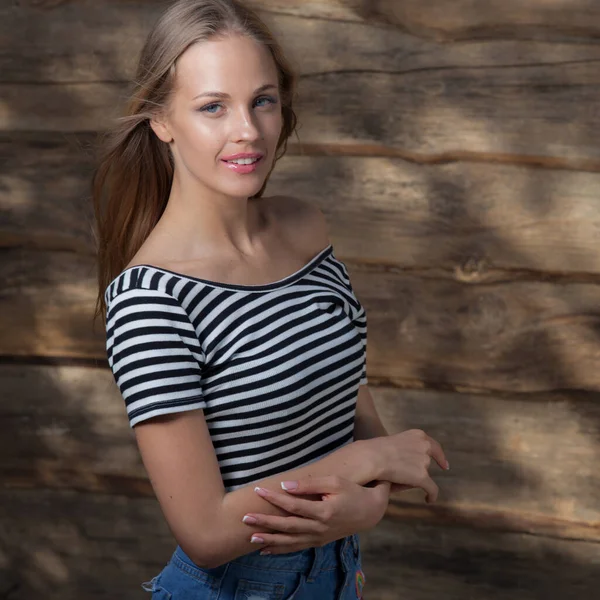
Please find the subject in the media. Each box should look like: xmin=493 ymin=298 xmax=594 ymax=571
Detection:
xmin=104 ymin=244 xmax=368 ymax=492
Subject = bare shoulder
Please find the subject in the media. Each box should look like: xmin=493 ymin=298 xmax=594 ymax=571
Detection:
xmin=267 ymin=195 xmax=330 ymax=250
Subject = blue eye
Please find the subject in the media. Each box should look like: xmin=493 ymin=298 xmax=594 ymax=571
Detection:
xmin=199 ymin=96 xmax=278 ymax=114
xmin=202 ymin=103 xmax=221 ymax=114
xmin=255 ymin=95 xmax=278 ymax=107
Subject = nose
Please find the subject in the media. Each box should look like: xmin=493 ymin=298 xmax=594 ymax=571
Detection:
xmin=231 ymin=106 xmax=262 ymax=142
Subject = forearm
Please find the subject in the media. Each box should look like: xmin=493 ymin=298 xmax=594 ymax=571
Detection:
xmin=203 ymin=439 xmax=381 ymax=568
xmin=353 ymin=412 xmax=393 ymax=519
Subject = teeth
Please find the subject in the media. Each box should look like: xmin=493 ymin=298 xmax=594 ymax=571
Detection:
xmin=227 ymin=157 xmax=259 ymax=165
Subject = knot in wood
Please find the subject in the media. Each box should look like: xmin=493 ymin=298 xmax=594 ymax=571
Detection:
xmin=455 ymin=255 xmax=489 ymax=282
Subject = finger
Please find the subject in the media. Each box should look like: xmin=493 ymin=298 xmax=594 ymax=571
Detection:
xmin=371 ymin=481 xmax=392 ymax=504
xmin=420 ymin=476 xmax=439 ymax=504
xmin=250 ymin=532 xmax=314 ymax=554
xmin=243 ymin=513 xmax=323 ymax=535
xmin=254 ymin=487 xmax=323 ymax=519
xmin=279 ymin=475 xmax=343 ymax=495
xmin=425 ymin=435 xmax=449 ymax=471
xmin=390 ymin=483 xmax=414 ymax=493
xmin=259 ymin=544 xmax=305 ymax=556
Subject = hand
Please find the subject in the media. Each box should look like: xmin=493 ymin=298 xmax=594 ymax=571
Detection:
xmin=370 ymin=429 xmax=449 ymax=503
xmin=243 ymin=476 xmax=391 ymax=555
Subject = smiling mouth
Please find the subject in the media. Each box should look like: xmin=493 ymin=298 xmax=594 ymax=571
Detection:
xmin=222 ymin=156 xmax=263 ymax=165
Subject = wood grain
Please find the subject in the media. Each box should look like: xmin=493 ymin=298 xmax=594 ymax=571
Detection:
xmin=5 ymin=3 xmax=600 ymax=84
xmin=356 ymin=267 xmax=600 ymax=393
xmin=5 ymin=132 xmax=600 ymax=276
xmin=0 ymin=488 xmax=171 ymax=599
xmin=2 ymin=1 xmax=599 ymax=598
xmin=2 ymin=3 xmax=600 ymax=169
xmin=4 ymin=0 xmax=600 ymax=87
xmin=1 ymin=487 xmax=599 ymax=599
xmin=2 ymin=364 xmax=598 ymax=543
xmin=0 ymin=364 xmax=143 ymax=484
xmin=2 ymin=247 xmax=600 ymax=393
xmin=359 ymin=515 xmax=600 ymax=600
xmin=0 ymin=249 xmax=101 ymax=359
xmin=371 ymin=387 xmax=600 ymax=541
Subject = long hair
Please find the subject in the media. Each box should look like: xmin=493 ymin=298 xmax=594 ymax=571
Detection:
xmin=92 ymin=0 xmax=298 ymax=327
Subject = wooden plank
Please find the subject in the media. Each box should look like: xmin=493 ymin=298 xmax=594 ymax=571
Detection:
xmin=5 ymin=69 xmax=600 ymax=167
xmin=0 ymin=133 xmax=98 ymax=254
xmin=269 ymin=154 xmax=600 ymax=277
xmin=4 ymin=0 xmax=600 ymax=86
xmin=371 ymin=387 xmax=600 ymax=541
xmin=0 ymin=249 xmax=102 ymax=359
xmin=0 ymin=488 xmax=171 ymax=599
xmin=5 ymin=3 xmax=600 ymax=84
xmin=0 ymin=363 xmax=146 ymax=497
xmin=357 ymin=267 xmax=600 ymax=393
xmin=2 ymin=6 xmax=600 ymax=166
xmin=1 ymin=487 xmax=598 ymax=599
xmin=360 ymin=515 xmax=600 ymax=600
xmin=259 ymin=62 xmax=600 ymax=165
xmin=0 ymin=0 xmax=165 ymax=84
xmin=0 ymin=364 xmax=144 ymax=484
xmin=1 ymin=364 xmax=599 ymax=542
xmin=5 ymin=132 xmax=600 ymax=276
xmin=2 ymin=248 xmax=600 ymax=393
xmin=254 ymin=0 xmax=600 ymax=41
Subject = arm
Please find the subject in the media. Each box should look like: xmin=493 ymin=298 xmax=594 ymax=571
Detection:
xmin=134 ymin=409 xmax=384 ymax=570
xmin=353 ymin=384 xmax=393 ymax=518
xmin=353 ymin=384 xmax=390 ymax=441
xmin=106 ymin=281 xmax=386 ymax=568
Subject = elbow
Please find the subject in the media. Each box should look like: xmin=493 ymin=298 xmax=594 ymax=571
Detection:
xmin=173 ymin=496 xmax=232 ymax=569
xmin=179 ymin=539 xmax=221 ymax=570
xmin=176 ymin=519 xmax=225 ymax=570
xmin=177 ymin=507 xmax=230 ymax=569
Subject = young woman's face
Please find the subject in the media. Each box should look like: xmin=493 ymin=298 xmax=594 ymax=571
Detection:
xmin=156 ymin=34 xmax=283 ymax=199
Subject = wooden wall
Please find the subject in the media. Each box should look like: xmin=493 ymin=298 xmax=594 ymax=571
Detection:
xmin=2 ymin=0 xmax=600 ymax=598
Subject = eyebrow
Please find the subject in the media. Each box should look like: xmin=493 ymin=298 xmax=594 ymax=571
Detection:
xmin=192 ymin=83 xmax=278 ymax=101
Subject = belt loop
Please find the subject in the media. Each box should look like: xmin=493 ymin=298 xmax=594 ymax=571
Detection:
xmin=140 ymin=575 xmax=158 ymax=592
xmin=305 ymin=545 xmax=321 ymax=582
xmin=338 ymin=536 xmax=350 ymax=572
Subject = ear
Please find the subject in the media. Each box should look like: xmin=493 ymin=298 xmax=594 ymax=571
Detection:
xmin=149 ymin=114 xmax=173 ymax=144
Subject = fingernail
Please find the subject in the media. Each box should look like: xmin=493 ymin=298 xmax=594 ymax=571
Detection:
xmin=446 ymin=462 xmax=450 ymax=470
xmin=242 ymin=515 xmax=258 ymax=524
xmin=251 ymin=536 xmax=264 ymax=544
xmin=260 ymin=550 xmax=271 ymax=555
xmin=254 ymin=486 xmax=268 ymax=496
xmin=281 ymin=481 xmax=298 ymax=490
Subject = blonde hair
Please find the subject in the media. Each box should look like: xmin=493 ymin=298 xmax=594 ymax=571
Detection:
xmin=92 ymin=0 xmax=298 ymax=327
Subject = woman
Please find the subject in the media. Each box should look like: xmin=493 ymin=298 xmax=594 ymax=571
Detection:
xmin=92 ymin=0 xmax=449 ymax=598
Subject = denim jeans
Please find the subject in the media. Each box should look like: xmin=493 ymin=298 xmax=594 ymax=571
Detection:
xmin=141 ymin=533 xmax=366 ymax=599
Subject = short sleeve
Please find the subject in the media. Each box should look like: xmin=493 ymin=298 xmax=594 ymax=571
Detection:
xmin=353 ymin=304 xmax=368 ymax=385
xmin=105 ymin=287 xmax=206 ymax=427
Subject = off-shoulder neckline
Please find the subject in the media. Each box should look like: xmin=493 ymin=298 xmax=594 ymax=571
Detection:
xmin=112 ymin=244 xmax=334 ymax=292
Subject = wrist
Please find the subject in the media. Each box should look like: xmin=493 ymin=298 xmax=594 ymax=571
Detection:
xmin=358 ymin=438 xmax=387 ymax=482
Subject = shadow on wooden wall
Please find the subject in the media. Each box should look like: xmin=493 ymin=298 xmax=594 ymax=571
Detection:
xmin=1 ymin=0 xmax=599 ymax=598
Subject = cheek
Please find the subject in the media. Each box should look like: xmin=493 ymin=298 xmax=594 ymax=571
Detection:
xmin=267 ymin=111 xmax=284 ymax=138
xmin=193 ymin=119 xmax=223 ymax=145
xmin=252 ymin=114 xmax=282 ymax=155
xmin=177 ymin=118 xmax=225 ymax=158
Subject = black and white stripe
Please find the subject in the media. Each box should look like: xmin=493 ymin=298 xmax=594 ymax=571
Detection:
xmin=105 ymin=245 xmax=368 ymax=491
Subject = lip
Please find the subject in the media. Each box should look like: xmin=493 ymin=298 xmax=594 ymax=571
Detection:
xmin=221 ymin=155 xmax=264 ymax=174
xmin=221 ymin=152 xmax=264 ymax=161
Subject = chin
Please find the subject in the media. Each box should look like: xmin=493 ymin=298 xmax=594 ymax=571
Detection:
xmin=223 ymin=179 xmax=266 ymax=195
